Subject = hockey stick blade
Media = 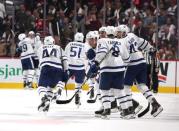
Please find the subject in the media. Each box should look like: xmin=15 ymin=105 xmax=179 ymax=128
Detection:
xmin=56 ymin=91 xmax=78 ymax=104
xmin=87 ymin=94 xmax=98 ymax=103
xmin=138 ymin=102 xmax=150 ymax=118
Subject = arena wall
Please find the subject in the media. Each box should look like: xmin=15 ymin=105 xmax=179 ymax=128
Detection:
xmin=0 ymin=59 xmax=178 ymax=93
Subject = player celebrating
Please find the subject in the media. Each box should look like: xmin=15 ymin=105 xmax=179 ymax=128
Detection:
xmin=65 ymin=32 xmax=86 ymax=106
xmin=116 ymin=24 xmax=163 ymax=117
xmin=87 ymin=26 xmax=131 ymax=119
xmin=85 ymin=31 xmax=99 ymax=100
xmin=37 ymin=36 xmax=68 ymax=112
xmin=17 ymin=33 xmax=35 ymax=89
xmin=32 ymin=33 xmax=42 ymax=86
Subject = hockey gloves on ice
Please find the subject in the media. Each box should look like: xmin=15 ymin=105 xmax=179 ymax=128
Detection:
xmin=86 ymin=48 xmax=96 ymax=60
xmin=87 ymin=61 xmax=99 ymax=78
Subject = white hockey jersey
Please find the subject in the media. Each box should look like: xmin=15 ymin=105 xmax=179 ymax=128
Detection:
xmin=37 ymin=44 xmax=67 ymax=70
xmin=65 ymin=41 xmax=86 ymax=70
xmin=18 ymin=38 xmax=35 ymax=59
xmin=95 ymin=38 xmax=130 ymax=73
xmin=34 ymin=36 xmax=42 ymax=55
xmin=124 ymin=33 xmax=153 ymax=66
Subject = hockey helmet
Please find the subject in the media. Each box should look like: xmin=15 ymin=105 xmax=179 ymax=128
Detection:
xmin=86 ymin=31 xmax=95 ymax=39
xmin=74 ymin=32 xmax=84 ymax=42
xmin=99 ymin=26 xmax=107 ymax=32
xmin=106 ymin=26 xmax=116 ymax=35
xmin=18 ymin=33 xmax=26 ymax=41
xmin=44 ymin=36 xmax=55 ymax=45
xmin=116 ymin=24 xmax=130 ymax=34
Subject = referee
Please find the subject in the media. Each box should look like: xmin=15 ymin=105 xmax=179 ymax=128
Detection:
xmin=144 ymin=51 xmax=160 ymax=93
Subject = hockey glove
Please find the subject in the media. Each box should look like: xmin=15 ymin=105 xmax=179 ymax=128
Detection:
xmin=16 ymin=47 xmax=22 ymax=53
xmin=87 ymin=61 xmax=99 ymax=78
xmin=86 ymin=48 xmax=96 ymax=60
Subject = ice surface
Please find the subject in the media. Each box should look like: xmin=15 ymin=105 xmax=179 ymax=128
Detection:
xmin=0 ymin=89 xmax=179 ymax=131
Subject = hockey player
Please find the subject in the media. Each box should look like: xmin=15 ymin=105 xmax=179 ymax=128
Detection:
xmin=37 ymin=36 xmax=68 ymax=112
xmin=17 ymin=33 xmax=35 ymax=89
xmin=116 ymin=25 xmax=163 ymax=117
xmin=99 ymin=27 xmax=119 ymax=113
xmin=85 ymin=31 xmax=100 ymax=100
xmin=87 ymin=26 xmax=132 ymax=119
xmin=99 ymin=27 xmax=107 ymax=38
xmin=65 ymin=32 xmax=86 ymax=106
xmin=85 ymin=31 xmax=96 ymax=99
xmin=32 ymin=33 xmax=42 ymax=86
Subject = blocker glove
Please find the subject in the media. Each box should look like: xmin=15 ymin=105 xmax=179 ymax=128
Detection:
xmin=86 ymin=48 xmax=96 ymax=60
xmin=87 ymin=61 xmax=99 ymax=78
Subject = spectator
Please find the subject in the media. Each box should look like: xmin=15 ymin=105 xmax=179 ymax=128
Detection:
xmin=0 ymin=0 xmax=6 ymax=37
xmin=1 ymin=25 xmax=15 ymax=57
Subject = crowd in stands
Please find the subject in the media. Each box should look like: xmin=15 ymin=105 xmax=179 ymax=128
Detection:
xmin=0 ymin=0 xmax=178 ymax=59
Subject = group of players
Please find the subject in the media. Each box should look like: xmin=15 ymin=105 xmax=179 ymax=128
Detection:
xmin=17 ymin=25 xmax=163 ymax=119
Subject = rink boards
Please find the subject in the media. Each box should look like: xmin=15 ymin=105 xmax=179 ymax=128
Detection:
xmin=0 ymin=58 xmax=179 ymax=93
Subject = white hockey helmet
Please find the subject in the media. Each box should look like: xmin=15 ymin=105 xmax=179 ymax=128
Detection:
xmin=18 ymin=33 xmax=26 ymax=41
xmin=44 ymin=36 xmax=55 ymax=45
xmin=99 ymin=26 xmax=107 ymax=32
xmin=28 ymin=31 xmax=35 ymax=35
xmin=74 ymin=32 xmax=84 ymax=42
xmin=106 ymin=26 xmax=116 ymax=35
xmin=116 ymin=24 xmax=130 ymax=34
xmin=86 ymin=31 xmax=95 ymax=39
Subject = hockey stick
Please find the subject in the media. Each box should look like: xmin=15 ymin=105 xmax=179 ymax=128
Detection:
xmin=56 ymin=42 xmax=117 ymax=104
xmin=150 ymin=55 xmax=154 ymax=90
xmin=56 ymin=78 xmax=89 ymax=104
xmin=87 ymin=85 xmax=95 ymax=95
xmin=137 ymin=102 xmax=150 ymax=118
xmin=87 ymin=94 xmax=99 ymax=103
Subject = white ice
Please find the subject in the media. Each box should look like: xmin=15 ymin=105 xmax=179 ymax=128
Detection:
xmin=0 ymin=89 xmax=179 ymax=131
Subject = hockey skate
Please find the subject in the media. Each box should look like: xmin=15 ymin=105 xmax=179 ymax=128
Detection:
xmin=43 ymin=104 xmax=50 ymax=112
xmin=94 ymin=107 xmax=104 ymax=117
xmin=151 ymin=98 xmax=163 ymax=117
xmin=52 ymin=89 xmax=62 ymax=103
xmin=75 ymin=93 xmax=81 ymax=107
xmin=120 ymin=108 xmax=135 ymax=119
xmin=101 ymin=108 xmax=111 ymax=119
xmin=25 ymin=82 xmax=33 ymax=90
xmin=38 ymin=95 xmax=50 ymax=112
xmin=23 ymin=81 xmax=27 ymax=88
xmin=132 ymin=99 xmax=143 ymax=114
xmin=111 ymin=100 xmax=119 ymax=113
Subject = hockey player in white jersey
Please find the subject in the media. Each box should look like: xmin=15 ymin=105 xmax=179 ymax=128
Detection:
xmin=116 ymin=24 xmax=163 ymax=117
xmin=99 ymin=27 xmax=107 ymax=38
xmin=37 ymin=36 xmax=68 ymax=112
xmin=85 ymin=31 xmax=98 ymax=100
xmin=65 ymin=32 xmax=86 ymax=106
xmin=87 ymin=26 xmax=132 ymax=119
xmin=17 ymin=33 xmax=35 ymax=89
xmin=32 ymin=33 xmax=42 ymax=86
